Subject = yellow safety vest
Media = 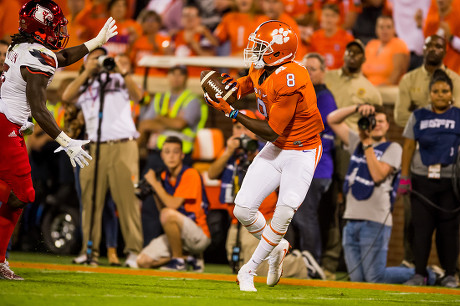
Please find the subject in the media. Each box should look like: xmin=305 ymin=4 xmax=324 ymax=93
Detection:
xmin=154 ymin=89 xmax=208 ymax=154
xmin=32 ymin=101 xmax=65 ymax=128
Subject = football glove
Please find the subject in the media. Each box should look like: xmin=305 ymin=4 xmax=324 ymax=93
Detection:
xmin=84 ymin=17 xmax=118 ymax=52
xmin=54 ymin=132 xmax=92 ymax=168
xmin=220 ymin=73 xmax=241 ymax=101
xmin=204 ymin=92 xmax=238 ymax=119
xmin=397 ymin=176 xmax=411 ymax=195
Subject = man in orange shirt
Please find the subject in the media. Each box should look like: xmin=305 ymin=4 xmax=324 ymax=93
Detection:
xmin=309 ymin=4 xmax=354 ymax=69
xmin=0 ymin=0 xmax=22 ymax=42
xmin=136 ymin=136 xmax=211 ymax=271
xmin=261 ymin=0 xmax=307 ymax=60
xmin=423 ymin=0 xmax=460 ymax=73
xmin=205 ymin=20 xmax=324 ymax=291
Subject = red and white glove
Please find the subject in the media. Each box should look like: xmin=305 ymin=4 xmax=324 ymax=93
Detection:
xmin=397 ymin=176 xmax=412 ymax=195
xmin=204 ymin=92 xmax=238 ymax=119
xmin=54 ymin=132 xmax=92 ymax=168
xmin=84 ymin=17 xmax=118 ymax=52
xmin=220 ymin=73 xmax=241 ymax=101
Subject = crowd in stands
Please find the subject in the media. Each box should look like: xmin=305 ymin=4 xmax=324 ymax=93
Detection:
xmin=4 ymin=0 xmax=460 ymax=288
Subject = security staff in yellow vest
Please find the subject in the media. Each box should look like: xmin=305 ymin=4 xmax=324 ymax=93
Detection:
xmin=138 ymin=65 xmax=207 ymax=170
xmin=137 ymin=65 xmax=208 ymax=243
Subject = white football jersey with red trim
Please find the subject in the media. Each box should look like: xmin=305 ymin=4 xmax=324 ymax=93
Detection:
xmin=0 ymin=42 xmax=57 ymax=125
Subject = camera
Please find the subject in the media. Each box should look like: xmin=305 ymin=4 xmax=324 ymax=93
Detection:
xmin=97 ymin=55 xmax=116 ymax=71
xmin=358 ymin=114 xmax=376 ymax=131
xmin=238 ymin=134 xmax=258 ymax=153
xmin=134 ymin=178 xmax=155 ymax=200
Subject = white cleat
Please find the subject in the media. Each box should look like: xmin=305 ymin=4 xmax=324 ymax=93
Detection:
xmin=267 ymin=239 xmax=290 ymax=286
xmin=237 ymin=263 xmax=257 ymax=292
xmin=0 ymin=260 xmax=24 ymax=280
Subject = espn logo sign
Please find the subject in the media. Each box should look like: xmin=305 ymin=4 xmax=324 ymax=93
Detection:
xmin=33 ymin=5 xmax=54 ymax=25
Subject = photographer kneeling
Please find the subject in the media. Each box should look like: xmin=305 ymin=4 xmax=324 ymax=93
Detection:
xmin=136 ymin=136 xmax=211 ymax=271
xmin=327 ymin=104 xmax=435 ymax=284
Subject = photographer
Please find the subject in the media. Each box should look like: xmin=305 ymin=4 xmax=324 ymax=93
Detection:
xmin=62 ymin=47 xmax=144 ymax=267
xmin=207 ymin=110 xmax=308 ymax=279
xmin=327 ymin=104 xmax=435 ymax=284
xmin=136 ymin=136 xmax=210 ymax=271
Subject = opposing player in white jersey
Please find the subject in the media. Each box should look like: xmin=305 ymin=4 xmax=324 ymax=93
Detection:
xmin=0 ymin=0 xmax=117 ymax=280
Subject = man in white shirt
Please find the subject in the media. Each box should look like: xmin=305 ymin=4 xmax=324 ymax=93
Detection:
xmin=62 ymin=48 xmax=144 ymax=268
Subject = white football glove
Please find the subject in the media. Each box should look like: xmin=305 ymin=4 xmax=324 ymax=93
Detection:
xmin=19 ymin=122 xmax=34 ymax=136
xmin=54 ymin=132 xmax=92 ymax=168
xmin=84 ymin=17 xmax=118 ymax=52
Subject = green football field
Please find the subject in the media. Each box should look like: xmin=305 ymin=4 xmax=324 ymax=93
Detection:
xmin=1 ymin=252 xmax=459 ymax=305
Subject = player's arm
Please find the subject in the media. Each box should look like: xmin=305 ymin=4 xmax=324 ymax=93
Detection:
xmin=235 ymin=112 xmax=279 ymax=142
xmin=22 ymin=67 xmax=61 ymax=138
xmin=55 ymin=44 xmax=92 ymax=68
xmin=22 ymin=66 xmax=92 ymax=167
xmin=56 ymin=17 xmax=118 ymax=68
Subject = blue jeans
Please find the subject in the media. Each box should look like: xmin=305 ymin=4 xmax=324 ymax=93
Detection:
xmin=292 ymin=178 xmax=331 ymax=261
xmin=343 ymin=220 xmax=435 ymax=284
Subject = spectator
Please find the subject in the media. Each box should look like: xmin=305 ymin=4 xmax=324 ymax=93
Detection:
xmin=65 ymin=0 xmax=88 ymax=71
xmin=309 ymin=4 xmax=354 ymax=70
xmin=325 ymin=39 xmax=382 ymax=129
xmin=188 ymin=0 xmax=232 ymax=31
xmin=136 ymin=136 xmax=211 ymax=271
xmin=260 ymin=0 xmax=307 ymax=60
xmin=322 ymin=39 xmax=382 ymax=280
xmin=137 ymin=65 xmax=207 ymax=243
xmin=78 ymin=0 xmax=142 ymax=56
xmin=146 ymin=0 xmax=184 ymax=35
xmin=0 ymin=0 xmax=22 ymax=42
xmin=62 ymin=47 xmax=144 ymax=267
xmin=394 ymin=35 xmax=460 ymax=128
xmin=423 ymin=0 xmax=460 ymax=73
xmin=400 ymin=69 xmax=460 ymax=288
xmin=362 ymin=15 xmax=410 ymax=86
xmin=290 ymin=53 xmax=337 ymax=280
xmin=312 ymin=0 xmax=363 ymax=30
xmin=387 ymin=0 xmax=431 ymax=71
xmin=0 ymin=40 xmax=8 ymax=75
xmin=130 ymin=10 xmax=171 ymax=77
xmin=214 ymin=0 xmax=268 ymax=57
xmin=328 ymin=103 xmax=436 ymax=285
xmin=351 ymin=0 xmax=387 ymax=45
xmin=172 ymin=4 xmax=219 ymax=77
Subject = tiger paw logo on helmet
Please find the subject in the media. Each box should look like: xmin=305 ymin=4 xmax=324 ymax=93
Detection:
xmin=271 ymin=28 xmax=291 ymax=45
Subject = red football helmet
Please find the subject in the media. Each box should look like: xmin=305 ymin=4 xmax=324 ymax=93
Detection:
xmin=244 ymin=20 xmax=297 ymax=69
xmin=18 ymin=0 xmax=69 ymax=50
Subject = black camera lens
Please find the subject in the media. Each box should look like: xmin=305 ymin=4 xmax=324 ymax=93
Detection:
xmin=358 ymin=114 xmax=376 ymax=130
xmin=238 ymin=135 xmax=259 ymax=153
xmin=98 ymin=55 xmax=116 ymax=71
xmin=134 ymin=178 xmax=154 ymax=200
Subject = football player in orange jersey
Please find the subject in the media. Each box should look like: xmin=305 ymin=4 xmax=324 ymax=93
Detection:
xmin=204 ymin=20 xmax=324 ymax=291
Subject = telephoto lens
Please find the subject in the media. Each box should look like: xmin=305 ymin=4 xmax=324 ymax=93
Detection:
xmin=98 ymin=55 xmax=116 ymax=71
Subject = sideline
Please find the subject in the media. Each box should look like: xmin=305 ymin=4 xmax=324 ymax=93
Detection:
xmin=10 ymin=261 xmax=460 ymax=295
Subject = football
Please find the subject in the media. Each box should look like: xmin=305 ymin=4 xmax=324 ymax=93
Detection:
xmin=200 ymin=70 xmax=238 ymax=105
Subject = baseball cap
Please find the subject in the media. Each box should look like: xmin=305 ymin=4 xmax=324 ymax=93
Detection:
xmin=346 ymin=39 xmax=365 ymax=54
xmin=168 ymin=65 xmax=188 ymax=76
xmin=233 ymin=109 xmax=256 ymax=123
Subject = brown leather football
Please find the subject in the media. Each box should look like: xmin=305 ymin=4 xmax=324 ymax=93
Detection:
xmin=200 ymin=70 xmax=238 ymax=105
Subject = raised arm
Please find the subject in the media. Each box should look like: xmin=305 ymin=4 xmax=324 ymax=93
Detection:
xmin=56 ymin=17 xmax=118 ymax=68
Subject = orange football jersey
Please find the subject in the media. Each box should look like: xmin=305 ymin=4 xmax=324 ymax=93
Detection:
xmin=237 ymin=62 xmax=324 ymax=150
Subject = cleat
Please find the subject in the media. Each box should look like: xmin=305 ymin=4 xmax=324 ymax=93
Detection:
xmin=237 ymin=263 xmax=257 ymax=291
xmin=124 ymin=252 xmax=139 ymax=269
xmin=72 ymin=254 xmax=87 ymax=264
xmin=266 ymin=239 xmax=290 ymax=286
xmin=186 ymin=255 xmax=204 ymax=272
xmin=159 ymin=258 xmax=186 ymax=271
xmin=0 ymin=261 xmax=24 ymax=280
xmin=302 ymin=250 xmax=326 ymax=280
